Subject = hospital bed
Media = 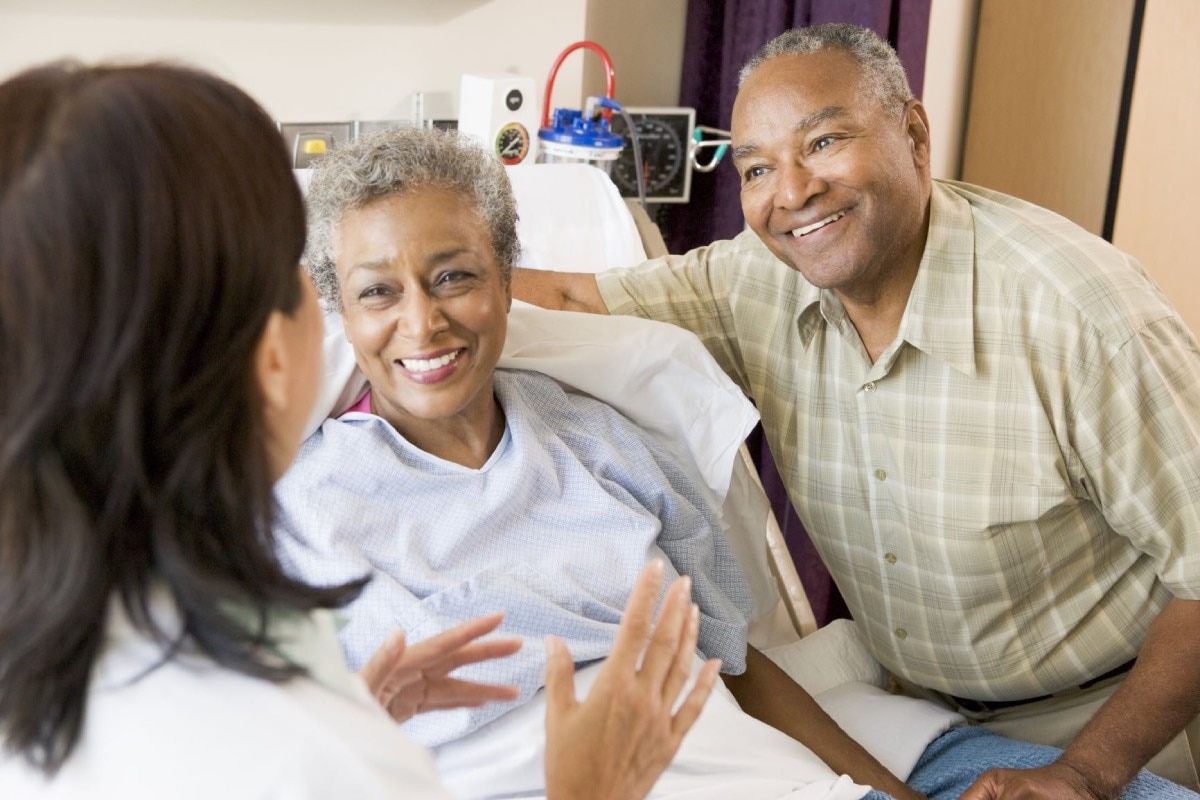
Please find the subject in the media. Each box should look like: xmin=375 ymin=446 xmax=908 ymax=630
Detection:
xmin=297 ymin=162 xmax=964 ymax=787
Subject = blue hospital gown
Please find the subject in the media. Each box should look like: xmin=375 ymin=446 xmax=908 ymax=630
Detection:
xmin=274 ymin=368 xmax=753 ymax=747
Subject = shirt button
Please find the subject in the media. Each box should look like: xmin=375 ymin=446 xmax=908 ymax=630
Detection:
xmin=874 ymin=468 xmax=887 ymax=481
xmin=894 ymin=628 xmax=908 ymax=639
xmin=864 ymin=381 xmax=877 ymax=393
xmin=884 ymin=552 xmax=898 ymax=564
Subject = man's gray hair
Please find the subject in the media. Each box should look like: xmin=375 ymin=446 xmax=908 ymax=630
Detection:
xmin=304 ymin=126 xmax=520 ymax=308
xmin=738 ymin=23 xmax=913 ymax=113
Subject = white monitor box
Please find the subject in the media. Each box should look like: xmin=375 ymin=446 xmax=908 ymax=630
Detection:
xmin=458 ymin=73 xmax=540 ymax=166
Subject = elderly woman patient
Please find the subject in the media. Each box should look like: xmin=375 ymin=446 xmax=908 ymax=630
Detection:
xmin=275 ymin=128 xmax=911 ymax=800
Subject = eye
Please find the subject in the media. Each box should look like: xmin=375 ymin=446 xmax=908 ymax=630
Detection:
xmin=812 ymin=136 xmax=836 ymax=152
xmin=353 ymin=284 xmax=399 ymax=307
xmin=741 ymin=164 xmax=768 ymax=183
xmin=431 ymin=268 xmax=484 ymax=296
xmin=358 ymin=284 xmax=391 ymax=299
xmin=436 ymin=270 xmax=472 ymax=285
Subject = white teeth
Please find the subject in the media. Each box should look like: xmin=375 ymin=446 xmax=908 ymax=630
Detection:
xmin=401 ymin=351 xmax=460 ymax=373
xmin=791 ymin=210 xmax=846 ymax=237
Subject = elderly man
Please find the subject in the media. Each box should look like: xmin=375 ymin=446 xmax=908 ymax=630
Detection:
xmin=514 ymin=23 xmax=1200 ymax=800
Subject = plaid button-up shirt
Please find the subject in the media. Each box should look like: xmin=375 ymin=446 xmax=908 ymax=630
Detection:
xmin=598 ymin=179 xmax=1200 ymax=701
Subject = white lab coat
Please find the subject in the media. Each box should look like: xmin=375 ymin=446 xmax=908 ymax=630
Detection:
xmin=0 ymin=595 xmax=452 ymax=799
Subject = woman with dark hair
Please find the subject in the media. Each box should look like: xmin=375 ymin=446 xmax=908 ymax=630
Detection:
xmin=0 ymin=60 xmax=716 ymax=797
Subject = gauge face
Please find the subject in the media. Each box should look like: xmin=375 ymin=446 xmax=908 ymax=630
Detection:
xmin=610 ymin=109 xmax=695 ymax=203
xmin=494 ymin=122 xmax=530 ymax=165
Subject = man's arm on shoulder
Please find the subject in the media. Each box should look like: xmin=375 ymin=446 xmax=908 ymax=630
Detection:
xmin=723 ymin=646 xmax=922 ymax=800
xmin=511 ymin=267 xmax=609 ymax=314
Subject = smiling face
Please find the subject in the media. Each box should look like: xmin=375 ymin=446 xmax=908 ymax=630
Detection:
xmin=732 ymin=49 xmax=932 ymax=305
xmin=334 ymin=187 xmax=511 ymax=451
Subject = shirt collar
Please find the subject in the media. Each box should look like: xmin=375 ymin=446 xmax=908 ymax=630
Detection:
xmin=899 ymin=181 xmax=977 ymax=377
xmin=795 ymin=181 xmax=977 ymax=377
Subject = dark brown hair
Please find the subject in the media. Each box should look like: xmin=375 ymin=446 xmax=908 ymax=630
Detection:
xmin=0 ymin=62 xmax=362 ymax=774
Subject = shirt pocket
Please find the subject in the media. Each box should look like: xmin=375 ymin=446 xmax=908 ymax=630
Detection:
xmin=907 ymin=478 xmax=1072 ymax=595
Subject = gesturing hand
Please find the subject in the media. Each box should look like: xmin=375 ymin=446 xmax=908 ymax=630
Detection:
xmin=359 ymin=613 xmax=523 ymax=724
xmin=543 ymin=560 xmax=721 ymax=800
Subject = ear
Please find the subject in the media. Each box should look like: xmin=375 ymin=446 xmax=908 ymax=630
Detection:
xmin=904 ymin=99 xmax=932 ymax=170
xmin=255 ymin=310 xmax=291 ymax=416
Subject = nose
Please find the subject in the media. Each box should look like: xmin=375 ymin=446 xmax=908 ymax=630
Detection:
xmin=775 ymin=160 xmax=825 ymax=210
xmin=397 ymin=288 xmax=449 ymax=344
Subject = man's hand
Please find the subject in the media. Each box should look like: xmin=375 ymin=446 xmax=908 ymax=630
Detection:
xmin=960 ymin=761 xmax=1108 ymax=800
xmin=961 ymin=596 xmax=1200 ymax=799
xmin=359 ymin=612 xmax=522 ymax=723
xmin=542 ymin=560 xmax=721 ymax=800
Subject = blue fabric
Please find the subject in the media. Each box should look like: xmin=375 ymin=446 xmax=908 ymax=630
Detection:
xmin=274 ymin=368 xmax=753 ymax=747
xmin=908 ymin=727 xmax=1199 ymax=800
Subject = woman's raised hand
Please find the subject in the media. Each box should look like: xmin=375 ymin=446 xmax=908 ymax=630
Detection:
xmin=359 ymin=613 xmax=522 ymax=724
xmin=543 ymin=560 xmax=721 ymax=800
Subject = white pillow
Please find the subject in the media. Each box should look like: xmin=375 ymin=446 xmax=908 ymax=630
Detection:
xmin=505 ymin=163 xmax=647 ymax=272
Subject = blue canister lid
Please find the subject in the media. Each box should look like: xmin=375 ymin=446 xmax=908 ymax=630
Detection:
xmin=537 ymin=107 xmax=624 ymax=149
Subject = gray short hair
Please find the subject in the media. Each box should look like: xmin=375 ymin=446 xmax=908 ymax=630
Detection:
xmin=738 ymin=24 xmax=913 ymax=114
xmin=304 ymin=127 xmax=520 ymax=308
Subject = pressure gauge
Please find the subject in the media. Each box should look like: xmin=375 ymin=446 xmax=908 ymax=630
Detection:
xmin=495 ymin=121 xmax=531 ymax=166
xmin=609 ymin=107 xmax=696 ymax=204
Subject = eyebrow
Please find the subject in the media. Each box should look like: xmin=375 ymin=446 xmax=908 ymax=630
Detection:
xmin=732 ymin=105 xmax=851 ymax=162
xmin=345 ymin=247 xmax=473 ymax=278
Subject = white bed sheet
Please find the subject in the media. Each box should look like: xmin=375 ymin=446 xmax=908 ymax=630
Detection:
xmin=434 ymin=657 xmax=872 ymax=800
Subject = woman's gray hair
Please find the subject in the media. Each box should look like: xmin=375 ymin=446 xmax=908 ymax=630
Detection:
xmin=738 ymin=23 xmax=913 ymax=114
xmin=304 ymin=126 xmax=520 ymax=308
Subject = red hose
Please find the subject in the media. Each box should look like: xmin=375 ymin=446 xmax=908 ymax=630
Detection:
xmin=541 ymin=40 xmax=616 ymax=128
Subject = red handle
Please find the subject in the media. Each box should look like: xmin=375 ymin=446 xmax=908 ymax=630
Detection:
xmin=541 ymin=40 xmax=616 ymax=128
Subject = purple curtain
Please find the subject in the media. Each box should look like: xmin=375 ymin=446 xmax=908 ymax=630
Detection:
xmin=669 ymin=0 xmax=932 ymax=625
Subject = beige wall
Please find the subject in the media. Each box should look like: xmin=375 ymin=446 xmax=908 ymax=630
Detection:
xmin=583 ymin=0 xmax=688 ymax=108
xmin=1112 ymin=0 xmax=1200 ymax=335
xmin=952 ymin=0 xmax=1200 ymax=334
xmin=0 ymin=0 xmax=591 ymax=123
xmin=961 ymin=0 xmax=1136 ymax=236
xmin=1 ymin=0 xmax=971 ymax=181
xmin=0 ymin=0 xmax=695 ymax=128
xmin=923 ymin=0 xmax=979 ymax=180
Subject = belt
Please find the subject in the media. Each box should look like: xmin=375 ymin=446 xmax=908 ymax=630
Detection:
xmin=949 ymin=658 xmax=1136 ymax=713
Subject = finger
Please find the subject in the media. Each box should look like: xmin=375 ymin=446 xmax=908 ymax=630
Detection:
xmin=418 ymin=637 xmax=524 ymax=676
xmin=637 ymin=576 xmax=692 ymax=686
xmin=660 ymin=603 xmax=701 ymax=707
xmin=958 ymin=773 xmax=1000 ymax=800
xmin=419 ymin=677 xmax=522 ymax=711
xmin=359 ymin=630 xmax=406 ymax=696
xmin=669 ymin=657 xmax=721 ymax=740
xmin=543 ymin=635 xmax=577 ymax=721
xmin=608 ymin=560 xmax=665 ymax=668
xmin=399 ymin=612 xmax=507 ymax=669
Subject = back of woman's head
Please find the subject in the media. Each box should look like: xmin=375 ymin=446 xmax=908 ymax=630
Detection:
xmin=0 ymin=61 xmax=357 ymax=774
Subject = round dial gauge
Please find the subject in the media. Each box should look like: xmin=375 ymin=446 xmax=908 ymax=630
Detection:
xmin=612 ymin=116 xmax=685 ymax=197
xmin=495 ymin=122 xmax=530 ymax=165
